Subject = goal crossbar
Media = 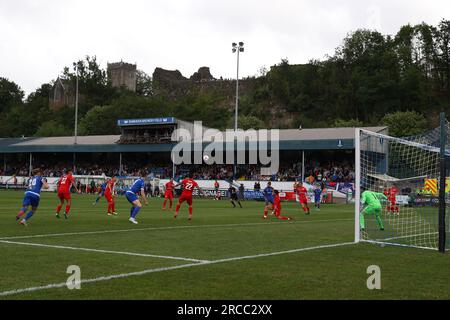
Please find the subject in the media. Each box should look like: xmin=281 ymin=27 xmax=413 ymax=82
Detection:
xmin=366 ymin=173 xmax=428 ymax=182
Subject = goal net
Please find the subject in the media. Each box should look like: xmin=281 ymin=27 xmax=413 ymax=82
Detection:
xmin=355 ymin=129 xmax=449 ymax=251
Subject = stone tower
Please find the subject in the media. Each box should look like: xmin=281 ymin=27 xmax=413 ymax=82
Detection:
xmin=107 ymin=61 xmax=137 ymax=92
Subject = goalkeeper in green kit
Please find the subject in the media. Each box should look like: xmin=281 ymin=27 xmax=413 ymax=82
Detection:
xmin=360 ymin=190 xmax=386 ymax=231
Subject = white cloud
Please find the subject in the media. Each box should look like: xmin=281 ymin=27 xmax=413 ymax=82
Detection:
xmin=0 ymin=0 xmax=448 ymax=95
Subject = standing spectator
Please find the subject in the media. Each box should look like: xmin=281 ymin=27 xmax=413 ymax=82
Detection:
xmin=214 ymin=180 xmax=221 ymax=201
xmin=306 ymin=173 xmax=315 ymax=184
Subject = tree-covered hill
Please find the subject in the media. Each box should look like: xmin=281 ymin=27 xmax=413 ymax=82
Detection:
xmin=0 ymin=19 xmax=448 ymax=138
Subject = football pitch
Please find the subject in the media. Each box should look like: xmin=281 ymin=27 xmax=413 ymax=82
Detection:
xmin=0 ymin=190 xmax=448 ymax=300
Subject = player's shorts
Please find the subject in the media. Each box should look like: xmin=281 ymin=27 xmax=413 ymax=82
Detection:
xmin=265 ymin=199 xmax=274 ymax=205
xmin=274 ymin=206 xmax=281 ymax=217
xmin=22 ymin=192 xmax=40 ymax=208
xmin=100 ymin=190 xmax=105 ymax=197
xmin=57 ymin=191 xmax=71 ymax=201
xmin=230 ymin=194 xmax=238 ymax=201
xmin=126 ymin=191 xmax=139 ymax=203
xmin=179 ymin=195 xmax=193 ymax=206
xmin=314 ymin=197 xmax=321 ymax=203
xmin=105 ymin=193 xmax=113 ymax=203
xmin=299 ymin=196 xmax=308 ymax=204
xmin=363 ymin=205 xmax=382 ymax=215
xmin=388 ymin=197 xmax=396 ymax=205
xmin=164 ymin=191 xmax=173 ymax=199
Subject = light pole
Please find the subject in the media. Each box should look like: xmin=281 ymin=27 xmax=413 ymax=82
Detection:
xmin=74 ymin=62 xmax=79 ymax=145
xmin=232 ymin=42 xmax=244 ymax=180
xmin=232 ymin=42 xmax=244 ymax=132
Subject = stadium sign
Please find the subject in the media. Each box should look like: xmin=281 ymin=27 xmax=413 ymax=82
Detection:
xmin=117 ymin=117 xmax=176 ymax=126
xmin=191 ymin=188 xmax=228 ymax=197
xmin=244 ymin=190 xmax=265 ymax=200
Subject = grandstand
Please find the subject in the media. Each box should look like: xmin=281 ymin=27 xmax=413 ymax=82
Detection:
xmin=0 ymin=117 xmax=386 ymax=177
xmin=0 ymin=118 xmax=386 ymax=202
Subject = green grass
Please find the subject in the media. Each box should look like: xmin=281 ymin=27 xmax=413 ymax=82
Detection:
xmin=0 ymin=190 xmax=448 ymax=300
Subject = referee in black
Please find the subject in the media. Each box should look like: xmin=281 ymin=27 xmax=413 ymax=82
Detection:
xmin=228 ymin=185 xmax=243 ymax=208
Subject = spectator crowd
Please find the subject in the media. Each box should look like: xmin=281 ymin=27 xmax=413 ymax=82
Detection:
xmin=0 ymin=161 xmax=355 ymax=183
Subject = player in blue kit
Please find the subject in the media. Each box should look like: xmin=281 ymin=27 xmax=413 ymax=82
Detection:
xmin=313 ymin=184 xmax=322 ymax=211
xmin=16 ymin=168 xmax=49 ymax=226
xmin=262 ymin=182 xmax=275 ymax=219
xmin=125 ymin=172 xmax=148 ymax=224
xmin=93 ymin=179 xmax=109 ymax=206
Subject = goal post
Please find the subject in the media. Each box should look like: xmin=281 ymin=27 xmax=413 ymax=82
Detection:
xmin=354 ymin=126 xmax=448 ymax=252
xmin=438 ymin=113 xmax=447 ymax=253
xmin=354 ymin=128 xmax=361 ymax=243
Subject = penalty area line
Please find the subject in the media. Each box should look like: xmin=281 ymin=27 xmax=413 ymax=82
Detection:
xmin=0 ymin=241 xmax=355 ymax=297
xmin=0 ymin=240 xmax=208 ymax=263
xmin=0 ymin=218 xmax=353 ymax=241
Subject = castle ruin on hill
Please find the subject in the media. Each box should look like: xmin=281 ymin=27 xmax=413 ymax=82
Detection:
xmin=107 ymin=61 xmax=137 ymax=92
xmin=152 ymin=66 xmax=256 ymax=107
xmin=49 ymin=62 xmax=256 ymax=111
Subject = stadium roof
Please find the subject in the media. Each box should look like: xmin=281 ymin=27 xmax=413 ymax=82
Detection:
xmin=0 ymin=126 xmax=387 ymax=153
xmin=277 ymin=127 xmax=385 ymax=141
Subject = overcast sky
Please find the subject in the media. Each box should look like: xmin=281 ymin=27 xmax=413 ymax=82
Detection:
xmin=1 ymin=0 xmax=449 ymax=95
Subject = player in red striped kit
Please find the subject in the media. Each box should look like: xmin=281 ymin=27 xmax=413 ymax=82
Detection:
xmin=105 ymin=176 xmax=118 ymax=216
xmin=296 ymin=182 xmax=310 ymax=215
xmin=174 ymin=174 xmax=206 ymax=220
xmin=273 ymin=190 xmax=292 ymax=221
xmin=384 ymin=185 xmax=399 ymax=214
xmin=162 ymin=178 xmax=175 ymax=211
xmin=55 ymin=169 xmax=80 ymax=219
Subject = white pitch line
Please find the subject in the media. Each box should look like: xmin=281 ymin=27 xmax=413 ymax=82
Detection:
xmin=0 ymin=241 xmax=355 ymax=297
xmin=209 ymin=241 xmax=356 ymax=264
xmin=375 ymin=231 xmax=438 ymax=242
xmin=0 ymin=262 xmax=202 ymax=298
xmin=362 ymin=240 xmax=437 ymax=251
xmin=0 ymin=240 xmax=208 ymax=263
xmin=0 ymin=219 xmax=353 ymax=241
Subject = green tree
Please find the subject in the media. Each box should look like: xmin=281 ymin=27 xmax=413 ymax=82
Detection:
xmin=333 ymin=119 xmax=364 ymax=127
xmin=136 ymin=70 xmax=153 ymax=96
xmin=78 ymin=105 xmax=114 ymax=135
xmin=381 ymin=111 xmax=428 ymax=137
xmin=62 ymin=55 xmax=118 ymax=107
xmin=0 ymin=77 xmax=24 ymax=113
xmin=0 ymin=105 xmax=36 ymax=137
xmin=227 ymin=115 xmax=266 ymax=130
xmin=266 ymin=59 xmax=291 ymax=105
xmin=35 ymin=120 xmax=70 ymax=137
xmin=79 ymin=95 xmax=173 ymax=135
xmin=26 ymin=83 xmax=52 ymax=109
